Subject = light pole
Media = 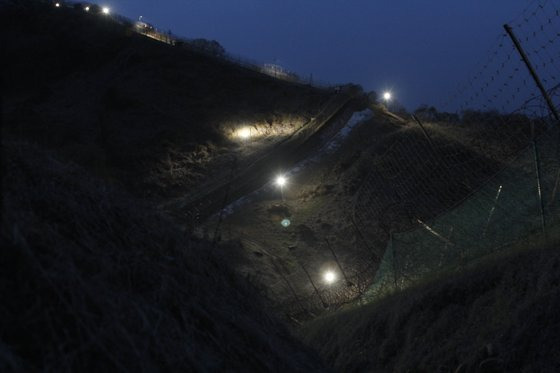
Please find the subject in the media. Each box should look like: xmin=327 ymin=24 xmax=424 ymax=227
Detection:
xmin=382 ymin=91 xmax=392 ymax=110
xmin=275 ymin=175 xmax=287 ymax=201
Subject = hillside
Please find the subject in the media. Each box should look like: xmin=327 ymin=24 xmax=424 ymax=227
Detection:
xmin=302 ymin=241 xmax=560 ymax=372
xmin=2 ymin=0 xmax=337 ymax=202
xmin=4 ymin=1 xmax=560 ymax=372
xmin=0 ymin=140 xmax=329 ymax=372
xmin=1 ymin=1 xmax=338 ymax=370
xmin=214 ymin=104 xmax=542 ymax=319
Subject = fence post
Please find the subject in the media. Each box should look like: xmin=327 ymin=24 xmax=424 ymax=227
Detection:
xmin=416 ymin=218 xmax=454 ymax=246
xmin=549 ymin=168 xmax=560 ymax=208
xmin=272 ymin=259 xmax=307 ymax=315
xmin=325 ymin=238 xmax=354 ymax=287
xmin=533 ymin=140 xmax=546 ymax=234
xmin=390 ymin=232 xmax=400 ymax=291
xmin=441 ymin=226 xmax=454 ymax=268
xmin=482 ymin=185 xmax=503 ymax=237
xmin=504 ymin=24 xmax=560 ymax=122
xmin=300 ymin=262 xmax=328 ymax=309
xmin=212 ymin=156 xmax=237 ymax=247
xmin=350 ymin=216 xmax=381 ymax=262
xmin=412 ymin=114 xmax=435 ymax=150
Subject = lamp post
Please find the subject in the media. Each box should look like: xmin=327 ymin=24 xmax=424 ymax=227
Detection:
xmin=382 ymin=91 xmax=392 ymax=110
xmin=275 ymin=175 xmax=287 ymax=201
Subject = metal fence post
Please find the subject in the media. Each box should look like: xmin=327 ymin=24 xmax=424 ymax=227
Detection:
xmin=300 ymin=262 xmax=328 ymax=309
xmin=212 ymin=156 xmax=238 ymax=247
xmin=504 ymin=24 xmax=560 ymax=122
xmin=325 ymin=238 xmax=354 ymax=287
xmin=483 ymin=185 xmax=503 ymax=237
xmin=390 ymin=232 xmax=400 ymax=291
xmin=350 ymin=216 xmax=381 ymax=262
xmin=533 ymin=140 xmax=546 ymax=234
xmin=272 ymin=259 xmax=307 ymax=315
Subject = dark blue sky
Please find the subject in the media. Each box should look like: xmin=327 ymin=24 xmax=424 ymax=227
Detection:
xmin=94 ymin=1 xmax=533 ymax=110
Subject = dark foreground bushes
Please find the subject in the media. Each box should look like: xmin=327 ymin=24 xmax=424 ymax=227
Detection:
xmin=302 ymin=242 xmax=560 ymax=372
xmin=0 ymin=140 xmax=327 ymax=372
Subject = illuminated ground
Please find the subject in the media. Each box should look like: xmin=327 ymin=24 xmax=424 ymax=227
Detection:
xmin=214 ymin=104 xmax=526 ymax=320
xmin=214 ymin=107 xmax=407 ymax=317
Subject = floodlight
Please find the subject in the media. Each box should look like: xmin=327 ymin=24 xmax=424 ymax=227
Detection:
xmin=238 ymin=127 xmax=251 ymax=139
xmin=275 ymin=175 xmax=287 ymax=187
xmin=324 ymin=270 xmax=337 ymax=284
xmin=102 ymin=7 xmax=110 ymax=15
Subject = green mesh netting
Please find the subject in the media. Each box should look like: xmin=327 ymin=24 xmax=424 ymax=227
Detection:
xmin=364 ymin=127 xmax=560 ymax=301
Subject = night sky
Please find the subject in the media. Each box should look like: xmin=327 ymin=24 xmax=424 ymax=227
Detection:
xmin=91 ymin=1 xmax=534 ymax=110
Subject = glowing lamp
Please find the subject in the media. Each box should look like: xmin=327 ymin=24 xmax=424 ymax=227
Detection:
xmin=383 ymin=91 xmax=392 ymax=101
xmin=238 ymin=127 xmax=251 ymax=139
xmin=275 ymin=175 xmax=287 ymax=187
xmin=102 ymin=7 xmax=110 ymax=15
xmin=324 ymin=270 xmax=337 ymax=284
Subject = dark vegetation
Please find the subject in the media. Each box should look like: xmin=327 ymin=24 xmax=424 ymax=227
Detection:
xmin=302 ymin=242 xmax=560 ymax=372
xmin=1 ymin=1 xmax=333 ymax=370
xmin=2 ymin=0 xmax=333 ymax=200
xmin=0 ymin=141 xmax=328 ymax=372
xmin=3 ymin=1 xmax=560 ymax=372
xmin=414 ymin=105 xmax=548 ymax=162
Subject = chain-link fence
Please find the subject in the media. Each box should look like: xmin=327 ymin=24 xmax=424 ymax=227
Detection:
xmin=359 ymin=0 xmax=560 ymax=302
xmin=364 ymin=124 xmax=560 ymax=300
xmin=52 ymin=0 xmax=560 ymax=318
xmin=191 ymin=0 xmax=560 ymax=319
